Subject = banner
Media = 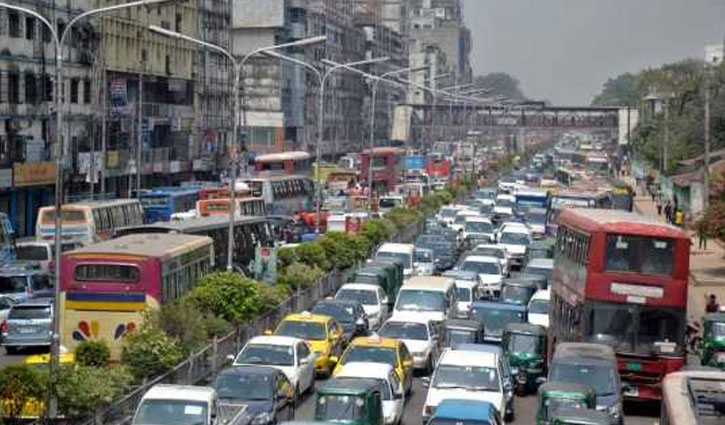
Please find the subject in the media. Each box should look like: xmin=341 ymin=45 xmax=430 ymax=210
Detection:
xmin=254 ymin=246 xmax=277 ymax=284
xmin=13 ymin=162 xmax=56 ymax=187
xmin=110 ymin=77 xmax=129 ymax=115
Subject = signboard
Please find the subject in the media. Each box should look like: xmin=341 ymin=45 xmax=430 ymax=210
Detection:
xmin=110 ymin=77 xmax=129 ymax=115
xmin=391 ymin=106 xmax=412 ymax=142
xmin=402 ymin=155 xmax=427 ymax=170
xmin=13 ymin=162 xmax=56 ymax=187
xmin=618 ymin=108 xmax=639 ymax=146
xmin=254 ymin=246 xmax=277 ymax=284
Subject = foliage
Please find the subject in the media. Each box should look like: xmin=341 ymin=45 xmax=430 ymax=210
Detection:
xmin=384 ymin=207 xmax=422 ymax=229
xmin=187 ymin=272 xmax=262 ymax=323
xmin=201 ymin=313 xmax=233 ymax=338
xmin=591 ymin=72 xmax=640 ymax=107
xmin=75 ymin=340 xmax=111 ymax=367
xmin=56 ymin=365 xmax=133 ymax=419
xmin=361 ymin=219 xmax=392 ymax=246
xmin=121 ymin=326 xmax=184 ymax=380
xmin=319 ymin=232 xmax=359 ymax=270
xmin=0 ymin=364 xmax=47 ymax=423
xmin=473 ymin=72 xmax=526 ymax=100
xmin=278 ymin=262 xmax=325 ymax=290
xmin=149 ymin=299 xmax=209 ymax=354
xmin=277 ymin=247 xmax=298 ymax=273
xmin=293 ymin=242 xmax=331 ymax=271
xmin=258 ymin=284 xmax=292 ymax=313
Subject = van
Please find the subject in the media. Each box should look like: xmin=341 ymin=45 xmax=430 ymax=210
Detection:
xmin=15 ymin=242 xmax=53 ymax=274
xmin=0 ymin=262 xmax=54 ymax=302
xmin=376 ymin=243 xmax=415 ymax=278
xmin=133 ymin=384 xmax=228 ymax=425
xmin=393 ymin=276 xmax=456 ymax=323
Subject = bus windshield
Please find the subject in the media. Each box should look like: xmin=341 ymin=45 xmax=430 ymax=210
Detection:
xmin=605 ymin=235 xmax=674 ymax=276
xmin=140 ymin=195 xmax=169 ymax=208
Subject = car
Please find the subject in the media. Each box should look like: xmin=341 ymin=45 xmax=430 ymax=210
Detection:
xmin=452 ymin=343 xmax=515 ymax=415
xmin=495 ymin=221 xmax=530 ymax=242
xmin=132 ymin=385 xmax=222 ymax=425
xmin=212 ymin=366 xmax=295 ymax=425
xmin=497 ymin=227 xmax=532 ymax=269
xmin=273 ymin=312 xmax=344 ymax=377
xmin=231 ymin=335 xmax=316 ymax=402
xmin=314 ymin=377 xmax=386 ymax=425
xmin=450 ymin=275 xmax=481 ymax=319
xmin=441 ymin=319 xmax=485 ymax=347
xmin=528 ymin=289 xmax=550 ymax=328
xmin=335 ymin=283 xmax=388 ymax=330
xmin=523 ymin=207 xmax=548 ymax=240
xmin=335 ymin=362 xmax=405 ymax=425
xmin=15 ymin=242 xmax=54 ymax=274
xmin=0 ymin=295 xmax=15 ymax=324
xmin=469 ymin=301 xmax=527 ymax=344
xmin=493 ymin=194 xmax=515 ymax=217
xmin=462 ymin=217 xmax=496 ymax=248
xmin=332 ymin=335 xmax=414 ymax=396
xmin=437 ymin=206 xmax=466 ymax=226
xmin=450 ymin=210 xmax=479 ymax=233
xmin=422 ymin=348 xmax=511 ymax=423
xmin=312 ymin=299 xmax=369 ymax=343
xmin=500 ymin=278 xmax=539 ymax=306
xmin=1 ymin=298 xmax=53 ymax=354
xmin=471 ymin=244 xmax=511 ymax=276
xmin=376 ymin=243 xmax=415 ymax=278
xmin=427 ymin=399 xmax=502 ymax=425
xmin=379 ymin=314 xmax=440 ymax=373
xmin=393 ymin=276 xmax=457 ymax=323
xmin=413 ymin=248 xmax=435 ymax=276
xmin=523 ymin=258 xmax=554 ymax=287
xmin=0 ymin=262 xmax=54 ymax=303
xmin=457 ymin=255 xmax=503 ymax=298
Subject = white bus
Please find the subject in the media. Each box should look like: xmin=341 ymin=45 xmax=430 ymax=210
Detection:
xmin=242 ymin=175 xmax=314 ymax=216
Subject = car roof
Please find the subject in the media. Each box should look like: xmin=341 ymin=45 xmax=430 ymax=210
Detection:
xmin=440 ymin=348 xmax=497 ymax=367
xmin=280 ymin=312 xmax=331 ymax=324
xmin=474 ymin=244 xmax=505 ymax=251
xmin=504 ymin=322 xmax=546 ymax=334
xmin=443 ymin=319 xmax=482 ymax=330
xmin=349 ymin=335 xmax=400 ymax=349
xmin=442 ymin=270 xmax=478 ymax=280
xmin=339 ymin=283 xmax=380 ymax=291
xmin=453 ymin=343 xmax=502 ymax=355
xmin=434 ymin=399 xmax=498 ymax=421
xmin=500 ymin=226 xmax=531 ymax=234
xmin=217 ymin=365 xmax=281 ymax=378
xmin=386 ymin=313 xmax=432 ymax=325
xmin=464 ymin=216 xmax=490 ymax=222
xmin=337 ymin=362 xmax=395 ymax=380
xmin=527 ymin=258 xmax=554 ymax=268
xmin=247 ymin=335 xmax=302 ymax=347
xmin=142 ymin=384 xmax=215 ymax=402
xmin=539 ymin=381 xmax=595 ymax=396
xmin=319 ymin=377 xmax=381 ymax=395
xmin=461 ymin=255 xmax=499 ymax=264
xmin=553 ymin=343 xmax=616 ymax=364
xmin=315 ymin=299 xmax=362 ymax=309
xmin=472 ymin=300 xmax=527 ymax=312
xmin=378 ymin=243 xmax=414 ymax=253
xmin=402 ymin=276 xmax=454 ymax=289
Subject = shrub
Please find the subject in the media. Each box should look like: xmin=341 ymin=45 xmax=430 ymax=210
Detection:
xmin=258 ymin=284 xmax=292 ymax=313
xmin=201 ymin=314 xmax=233 ymax=338
xmin=187 ymin=272 xmax=262 ymax=323
xmin=56 ymin=365 xmax=133 ymax=419
xmin=121 ymin=327 xmax=184 ymax=380
xmin=277 ymin=247 xmax=298 ymax=273
xmin=349 ymin=235 xmax=371 ymax=261
xmin=361 ymin=220 xmax=390 ymax=246
xmin=0 ymin=364 xmax=47 ymax=423
xmin=278 ymin=262 xmax=324 ymax=290
xmin=294 ymin=242 xmax=330 ymax=271
xmin=151 ymin=299 xmax=208 ymax=354
xmin=320 ymin=232 xmax=358 ymax=270
xmin=75 ymin=340 xmax=111 ymax=367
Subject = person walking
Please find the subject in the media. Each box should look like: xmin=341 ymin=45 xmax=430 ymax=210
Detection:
xmin=706 ymin=294 xmax=720 ymax=313
xmin=675 ymin=208 xmax=684 ymax=227
xmin=698 ymin=221 xmax=709 ymax=250
xmin=656 ymin=201 xmax=663 ymax=216
xmin=664 ymin=201 xmax=672 ymax=223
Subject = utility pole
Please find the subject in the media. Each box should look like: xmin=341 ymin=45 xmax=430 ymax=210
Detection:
xmin=100 ymin=69 xmax=107 ymax=195
xmin=704 ymin=65 xmax=711 ymax=210
xmin=663 ymin=98 xmax=669 ymax=172
xmin=136 ymin=61 xmax=145 ymax=195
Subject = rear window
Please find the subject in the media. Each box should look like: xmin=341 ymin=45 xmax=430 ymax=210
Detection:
xmin=17 ymin=246 xmax=50 ymax=261
xmin=0 ymin=276 xmax=28 ymax=294
xmin=75 ymin=264 xmax=140 ymax=282
xmin=9 ymin=306 xmax=51 ymax=320
xmin=40 ymin=209 xmax=86 ymax=224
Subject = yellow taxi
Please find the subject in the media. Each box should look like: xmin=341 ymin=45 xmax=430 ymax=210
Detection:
xmin=331 ymin=335 xmax=414 ymax=395
xmin=273 ymin=312 xmax=343 ymax=377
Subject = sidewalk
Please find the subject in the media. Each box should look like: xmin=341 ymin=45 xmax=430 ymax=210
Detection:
xmin=627 ymin=176 xmax=725 ymax=320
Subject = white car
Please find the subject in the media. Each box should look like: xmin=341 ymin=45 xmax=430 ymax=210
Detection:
xmin=462 ymin=217 xmax=495 ymax=245
xmin=231 ymin=335 xmax=315 ymax=400
xmin=497 ymin=227 xmax=532 ymax=268
xmin=494 ymin=194 xmax=515 ymax=217
xmin=437 ymin=206 xmax=463 ymax=226
xmin=414 ymin=248 xmax=435 ymax=276
xmin=450 ymin=210 xmax=479 ymax=233
xmin=336 ymin=362 xmax=405 ymax=425
xmin=422 ymin=348 xmax=510 ymax=423
xmin=495 ymin=221 xmax=530 ymax=242
xmin=379 ymin=314 xmax=440 ymax=373
xmin=336 ymin=283 xmax=388 ymax=330
xmin=376 ymin=243 xmax=415 ymax=278
xmin=0 ymin=296 xmax=14 ymax=324
xmin=15 ymin=241 xmax=53 ymax=274
xmin=451 ymin=278 xmax=481 ymax=318
xmin=528 ymin=289 xmax=550 ymax=328
xmin=133 ymin=385 xmax=218 ymax=425
xmin=472 ymin=244 xmax=511 ymax=277
xmin=457 ymin=255 xmax=503 ymax=298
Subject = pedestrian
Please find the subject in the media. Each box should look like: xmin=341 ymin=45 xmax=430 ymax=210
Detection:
xmin=675 ymin=208 xmax=684 ymax=227
xmin=706 ymin=294 xmax=720 ymax=313
xmin=664 ymin=201 xmax=672 ymax=223
xmin=698 ymin=221 xmax=709 ymax=250
xmin=656 ymin=201 xmax=662 ymax=216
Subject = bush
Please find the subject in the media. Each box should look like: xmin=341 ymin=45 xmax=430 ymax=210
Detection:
xmin=201 ymin=314 xmax=233 ymax=338
xmin=361 ymin=220 xmax=391 ymax=246
xmin=151 ymin=299 xmax=208 ymax=354
xmin=258 ymin=284 xmax=292 ymax=313
xmin=320 ymin=232 xmax=358 ymax=270
xmin=294 ymin=242 xmax=330 ymax=271
xmin=121 ymin=326 xmax=184 ymax=380
xmin=187 ymin=272 xmax=262 ymax=323
xmin=277 ymin=247 xmax=298 ymax=273
xmin=350 ymin=235 xmax=372 ymax=261
xmin=278 ymin=262 xmax=324 ymax=290
xmin=75 ymin=340 xmax=111 ymax=367
xmin=56 ymin=365 xmax=133 ymax=419
xmin=0 ymin=364 xmax=47 ymax=423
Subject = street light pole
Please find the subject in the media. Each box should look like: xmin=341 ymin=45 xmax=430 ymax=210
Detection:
xmin=150 ymin=26 xmax=325 ymax=271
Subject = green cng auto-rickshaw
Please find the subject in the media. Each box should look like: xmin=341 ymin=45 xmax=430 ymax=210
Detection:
xmin=536 ymin=382 xmax=596 ymax=425
xmin=503 ymin=323 xmax=547 ymax=395
xmin=701 ymin=313 xmax=725 ymax=369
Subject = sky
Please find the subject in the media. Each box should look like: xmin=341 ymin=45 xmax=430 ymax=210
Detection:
xmin=462 ymin=0 xmax=725 ymax=105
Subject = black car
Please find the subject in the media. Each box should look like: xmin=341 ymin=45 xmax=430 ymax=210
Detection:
xmin=213 ymin=366 xmax=295 ymax=424
xmin=312 ymin=299 xmax=368 ymax=343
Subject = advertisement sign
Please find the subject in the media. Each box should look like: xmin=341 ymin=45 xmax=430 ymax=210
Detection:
xmin=254 ymin=246 xmax=277 ymax=284
xmin=13 ymin=162 xmax=56 ymax=187
xmin=403 ymin=155 xmax=427 ymax=170
xmin=110 ymin=77 xmax=129 ymax=115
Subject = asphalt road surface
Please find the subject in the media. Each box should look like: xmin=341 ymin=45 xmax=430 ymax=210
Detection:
xmin=294 ymin=375 xmax=659 ymax=425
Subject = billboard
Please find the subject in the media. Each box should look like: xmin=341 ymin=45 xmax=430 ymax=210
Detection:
xmin=402 ymin=155 xmax=427 ymax=170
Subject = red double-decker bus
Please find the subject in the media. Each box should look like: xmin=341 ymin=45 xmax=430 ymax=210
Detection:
xmin=551 ymin=208 xmax=690 ymax=401
xmin=359 ymin=147 xmax=400 ymax=193
xmin=253 ymin=151 xmax=312 ymax=176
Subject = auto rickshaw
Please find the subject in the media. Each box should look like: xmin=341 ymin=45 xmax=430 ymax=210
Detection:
xmin=700 ymin=313 xmax=725 ymax=369
xmin=550 ymin=408 xmax=611 ymax=425
xmin=536 ymin=382 xmax=596 ymax=425
xmin=349 ymin=267 xmax=392 ymax=305
xmin=441 ymin=319 xmax=485 ymax=347
xmin=500 ymin=278 xmax=540 ymax=306
xmin=366 ymin=258 xmax=404 ymax=300
xmin=503 ymin=323 xmax=547 ymax=395
xmin=315 ymin=377 xmax=385 ymax=425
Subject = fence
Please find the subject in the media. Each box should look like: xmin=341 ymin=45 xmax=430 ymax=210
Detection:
xmin=80 ymin=221 xmax=422 ymax=425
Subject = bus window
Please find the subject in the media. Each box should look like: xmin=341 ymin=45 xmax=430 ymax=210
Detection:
xmin=605 ymin=235 xmax=674 ymax=276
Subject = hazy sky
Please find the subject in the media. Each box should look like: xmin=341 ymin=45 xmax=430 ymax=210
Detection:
xmin=463 ymin=0 xmax=725 ymax=105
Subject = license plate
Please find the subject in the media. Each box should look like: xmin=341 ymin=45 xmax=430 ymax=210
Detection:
xmin=626 ymin=362 xmax=641 ymax=371
xmin=623 ymin=386 xmax=639 ymax=398
xmin=18 ymin=327 xmax=35 ymax=334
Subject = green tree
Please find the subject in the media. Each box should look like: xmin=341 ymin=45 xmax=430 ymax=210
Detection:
xmin=319 ymin=232 xmax=358 ymax=270
xmin=278 ymin=262 xmax=324 ymax=290
xmin=75 ymin=340 xmax=111 ymax=367
xmin=361 ymin=220 xmax=390 ymax=246
xmin=277 ymin=247 xmax=298 ymax=273
xmin=121 ymin=326 xmax=184 ymax=380
xmin=591 ymin=72 xmax=641 ymax=106
xmin=149 ymin=299 xmax=209 ymax=354
xmin=0 ymin=365 xmax=47 ymax=424
xmin=56 ymin=365 xmax=133 ymax=419
xmin=187 ymin=272 xmax=262 ymax=323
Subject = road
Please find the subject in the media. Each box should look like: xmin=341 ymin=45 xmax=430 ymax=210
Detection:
xmin=294 ymin=375 xmax=659 ymax=425
xmin=0 ymin=348 xmax=37 ymax=367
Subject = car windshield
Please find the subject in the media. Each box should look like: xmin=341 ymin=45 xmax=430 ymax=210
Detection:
xmin=415 ymin=250 xmax=433 ymax=262
xmin=380 ymin=198 xmax=402 ymax=209
xmin=529 ymin=299 xmax=549 ymax=315
xmin=237 ymin=344 xmax=294 ymax=366
xmin=313 ymin=304 xmax=355 ymax=324
xmin=316 ymin=395 xmax=365 ymax=421
xmin=543 ymin=398 xmax=588 ymax=420
xmin=497 ymin=198 xmax=513 ymax=207
xmin=474 ymin=248 xmax=504 ymax=259
xmin=461 ymin=260 xmax=500 ymax=275
xmin=0 ymin=276 xmax=27 ymax=294
xmin=9 ymin=306 xmax=51 ymax=320
xmin=16 ymin=246 xmax=49 ymax=261
xmin=550 ymin=363 xmax=618 ymax=396
xmin=395 ymin=290 xmax=445 ymax=312
xmin=470 ymin=307 xmax=524 ymax=337
xmin=466 ymin=221 xmax=493 ymax=233
xmin=525 ymin=267 xmax=552 ymax=280
xmin=341 ymin=346 xmax=397 ymax=367
xmin=712 ymin=322 xmax=725 ymax=337
xmin=585 ymin=303 xmax=685 ymax=355
xmin=337 ymin=377 xmax=392 ymax=400
xmin=500 ymin=233 xmax=530 ymax=246
xmin=456 ymin=287 xmax=472 ymax=302
xmin=133 ymin=400 xmax=208 ymax=425
xmin=501 ymin=285 xmax=535 ymax=305
xmin=376 ymin=252 xmax=412 ymax=269
xmin=337 ymin=289 xmax=377 ymax=306
xmin=432 ymin=364 xmax=500 ymax=392
xmin=380 ymin=322 xmax=428 ymax=340
xmin=445 ymin=330 xmax=476 ymax=346
xmin=213 ymin=373 xmax=274 ymax=401
xmin=605 ymin=235 xmax=674 ymax=276
xmin=441 ymin=209 xmax=458 ymax=218
xmin=507 ymin=334 xmax=541 ymax=353
xmin=276 ymin=320 xmax=327 ymax=341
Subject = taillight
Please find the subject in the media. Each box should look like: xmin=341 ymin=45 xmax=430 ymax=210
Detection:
xmin=1 ymin=321 xmax=8 ymax=333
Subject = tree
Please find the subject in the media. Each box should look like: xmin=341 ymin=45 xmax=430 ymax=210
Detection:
xmin=121 ymin=326 xmax=184 ymax=380
xmin=0 ymin=365 xmax=47 ymax=424
xmin=591 ymin=72 xmax=641 ymax=106
xmin=56 ymin=365 xmax=133 ymax=419
xmin=473 ymin=72 xmax=526 ymax=100
xmin=277 ymin=262 xmax=324 ymax=290
xmin=187 ymin=272 xmax=262 ymax=323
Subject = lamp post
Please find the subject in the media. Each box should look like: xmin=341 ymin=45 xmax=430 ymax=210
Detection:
xmin=0 ymin=1 xmax=181 ymax=417
xmin=149 ymin=26 xmax=325 ymax=271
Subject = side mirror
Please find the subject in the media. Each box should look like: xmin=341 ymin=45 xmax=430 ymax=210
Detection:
xmin=382 ymin=297 xmax=389 ymax=305
xmin=421 ymin=377 xmax=431 ymax=387
xmin=226 ymin=354 xmax=235 ymax=362
xmin=394 ymin=392 xmax=403 ymax=400
xmin=329 ymin=355 xmax=339 ymax=364
xmin=621 ymin=382 xmax=631 ymax=393
xmin=503 ymin=381 xmax=512 ymax=391
xmin=355 ymin=318 xmax=366 ymax=328
xmin=300 ymin=358 xmax=310 ymax=365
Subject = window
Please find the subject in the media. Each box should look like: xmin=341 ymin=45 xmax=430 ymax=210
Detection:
xmin=175 ymin=13 xmax=182 ymax=32
xmin=25 ymin=17 xmax=34 ymax=40
xmin=605 ymin=234 xmax=673 ymax=276
xmin=8 ymin=73 xmax=19 ymax=104
xmin=43 ymin=74 xmax=53 ymax=101
xmin=83 ymin=79 xmax=91 ymax=104
xmin=75 ymin=264 xmax=140 ymax=282
xmin=24 ymin=73 xmax=37 ymax=104
xmin=70 ymin=78 xmax=79 ymax=104
xmin=8 ymin=12 xmax=20 ymax=38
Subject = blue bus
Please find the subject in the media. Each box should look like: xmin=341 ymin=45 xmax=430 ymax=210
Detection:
xmin=0 ymin=213 xmax=16 ymax=261
xmin=139 ymin=187 xmax=201 ymax=223
xmin=514 ymin=189 xmax=549 ymax=211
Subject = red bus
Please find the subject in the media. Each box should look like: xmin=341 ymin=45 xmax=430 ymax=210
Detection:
xmin=59 ymin=233 xmax=214 ymax=359
xmin=551 ymin=208 xmax=690 ymax=401
xmin=359 ymin=147 xmax=400 ymax=193
xmin=253 ymin=151 xmax=312 ymax=176
xmin=426 ymin=153 xmax=451 ymax=179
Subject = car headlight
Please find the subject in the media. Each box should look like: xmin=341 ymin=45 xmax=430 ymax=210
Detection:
xmin=608 ymin=405 xmax=620 ymax=419
xmin=252 ymin=412 xmax=273 ymax=425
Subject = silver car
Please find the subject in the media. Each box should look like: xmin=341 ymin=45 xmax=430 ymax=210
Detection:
xmin=1 ymin=299 xmax=53 ymax=354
